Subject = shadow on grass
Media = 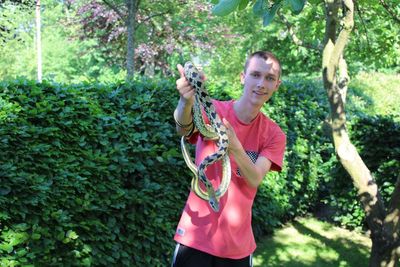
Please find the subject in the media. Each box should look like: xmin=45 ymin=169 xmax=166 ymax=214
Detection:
xmin=254 ymin=219 xmax=370 ymax=267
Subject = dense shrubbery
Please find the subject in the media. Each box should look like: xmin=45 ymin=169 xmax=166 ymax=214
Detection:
xmin=0 ymin=79 xmax=187 ymax=266
xmin=0 ymin=78 xmax=397 ymax=265
xmin=321 ymin=114 xmax=400 ymax=229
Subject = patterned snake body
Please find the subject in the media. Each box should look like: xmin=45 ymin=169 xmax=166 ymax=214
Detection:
xmin=180 ymin=62 xmax=231 ymax=212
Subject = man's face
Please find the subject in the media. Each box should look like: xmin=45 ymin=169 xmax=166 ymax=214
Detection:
xmin=240 ymin=56 xmax=281 ymax=106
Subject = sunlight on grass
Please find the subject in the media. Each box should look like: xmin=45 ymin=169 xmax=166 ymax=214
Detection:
xmin=349 ymin=72 xmax=400 ymax=117
xmin=253 ymin=217 xmax=371 ymax=267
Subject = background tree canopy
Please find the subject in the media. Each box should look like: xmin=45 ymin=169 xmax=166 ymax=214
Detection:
xmin=0 ymin=0 xmax=399 ymax=82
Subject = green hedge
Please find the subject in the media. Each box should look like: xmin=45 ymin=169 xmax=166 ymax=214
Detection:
xmin=0 ymin=77 xmax=397 ymax=265
xmin=0 ymin=79 xmax=188 ymax=266
xmin=322 ymin=113 xmax=400 ymax=229
xmin=0 ymin=78 xmax=334 ymax=265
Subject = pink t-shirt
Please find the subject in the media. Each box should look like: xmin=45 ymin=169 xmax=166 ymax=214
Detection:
xmin=174 ymin=100 xmax=286 ymax=259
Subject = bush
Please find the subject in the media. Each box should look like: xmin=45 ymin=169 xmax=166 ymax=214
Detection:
xmin=0 ymin=77 xmax=336 ymax=265
xmin=322 ymin=113 xmax=400 ymax=229
xmin=0 ymin=78 xmax=187 ymax=266
xmin=0 ymin=76 xmax=396 ymax=265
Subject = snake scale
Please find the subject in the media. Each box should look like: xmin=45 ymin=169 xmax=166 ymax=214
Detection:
xmin=180 ymin=62 xmax=231 ymax=212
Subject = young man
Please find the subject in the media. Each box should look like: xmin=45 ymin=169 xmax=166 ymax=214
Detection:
xmin=172 ymin=51 xmax=286 ymax=267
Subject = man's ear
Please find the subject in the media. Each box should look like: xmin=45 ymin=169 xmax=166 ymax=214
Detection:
xmin=240 ymin=72 xmax=245 ymax=85
xmin=274 ymin=79 xmax=282 ymax=91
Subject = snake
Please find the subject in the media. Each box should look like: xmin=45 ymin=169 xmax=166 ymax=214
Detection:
xmin=180 ymin=61 xmax=231 ymax=212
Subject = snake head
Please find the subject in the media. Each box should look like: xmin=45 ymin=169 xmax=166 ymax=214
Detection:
xmin=184 ymin=61 xmax=194 ymax=69
xmin=184 ymin=62 xmax=204 ymax=85
xmin=184 ymin=62 xmax=195 ymax=76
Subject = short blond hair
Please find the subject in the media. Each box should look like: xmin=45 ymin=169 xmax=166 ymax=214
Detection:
xmin=244 ymin=51 xmax=282 ymax=78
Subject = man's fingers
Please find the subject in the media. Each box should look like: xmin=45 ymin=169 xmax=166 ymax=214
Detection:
xmin=223 ymin=118 xmax=231 ymax=129
xmin=203 ymin=118 xmax=233 ymax=141
xmin=204 ymin=137 xmax=219 ymax=141
xmin=177 ymin=64 xmax=185 ymax=79
xmin=199 ymin=72 xmax=207 ymax=81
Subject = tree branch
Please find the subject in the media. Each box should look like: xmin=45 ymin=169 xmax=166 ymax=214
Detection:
xmin=327 ymin=0 xmax=353 ymax=82
xmin=388 ymin=176 xmax=400 ymax=213
xmin=135 ymin=10 xmax=171 ymax=30
xmin=324 ymin=0 xmax=340 ymax=45
xmin=354 ymin=1 xmax=371 ymax=48
xmin=278 ymin=13 xmax=323 ymax=52
xmin=385 ymin=176 xmax=400 ymax=241
xmin=126 ymin=0 xmax=139 ymax=79
xmin=337 ymin=54 xmax=349 ymax=105
xmin=102 ymin=0 xmax=125 ymax=21
xmin=379 ymin=0 xmax=400 ymax=24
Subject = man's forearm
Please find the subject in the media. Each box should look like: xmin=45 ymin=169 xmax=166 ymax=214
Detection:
xmin=231 ymin=145 xmax=265 ymax=188
xmin=174 ymin=97 xmax=194 ymax=136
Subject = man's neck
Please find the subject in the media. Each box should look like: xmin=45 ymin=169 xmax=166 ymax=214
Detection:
xmin=233 ymin=99 xmax=261 ymax=124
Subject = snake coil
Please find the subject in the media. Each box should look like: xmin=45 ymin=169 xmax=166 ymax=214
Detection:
xmin=180 ymin=62 xmax=231 ymax=212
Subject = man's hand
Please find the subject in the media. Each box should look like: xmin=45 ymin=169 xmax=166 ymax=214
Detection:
xmin=222 ymin=117 xmax=272 ymax=188
xmin=222 ymin=118 xmax=242 ymax=154
xmin=176 ymin=64 xmax=195 ymax=106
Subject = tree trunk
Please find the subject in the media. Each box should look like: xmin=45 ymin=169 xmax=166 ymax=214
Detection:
xmin=126 ymin=0 xmax=138 ymax=80
xmin=35 ymin=0 xmax=42 ymax=82
xmin=322 ymin=0 xmax=400 ymax=266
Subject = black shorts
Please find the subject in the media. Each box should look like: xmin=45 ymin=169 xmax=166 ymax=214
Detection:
xmin=171 ymin=243 xmax=253 ymax=267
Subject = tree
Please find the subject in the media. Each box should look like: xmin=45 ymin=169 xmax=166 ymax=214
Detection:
xmin=0 ymin=0 xmax=107 ymax=82
xmin=73 ymin=0 xmax=141 ymax=79
xmin=100 ymin=0 xmax=140 ymax=79
xmin=211 ymin=0 xmax=400 ymax=266
xmin=35 ymin=0 xmax=42 ymax=82
xmin=75 ymin=0 xmax=234 ymax=78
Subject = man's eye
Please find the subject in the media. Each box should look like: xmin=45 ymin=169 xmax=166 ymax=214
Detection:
xmin=251 ymin=73 xmax=260 ymax=77
xmin=266 ymin=77 xmax=275 ymax=81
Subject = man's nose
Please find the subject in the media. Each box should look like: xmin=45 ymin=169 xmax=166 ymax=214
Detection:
xmin=257 ymin=79 xmax=265 ymax=88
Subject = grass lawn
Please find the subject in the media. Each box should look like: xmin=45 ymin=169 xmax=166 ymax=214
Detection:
xmin=349 ymin=72 xmax=400 ymax=118
xmin=253 ymin=217 xmax=371 ymax=267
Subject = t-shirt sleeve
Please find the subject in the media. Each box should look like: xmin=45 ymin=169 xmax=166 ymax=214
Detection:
xmin=259 ymin=125 xmax=286 ymax=172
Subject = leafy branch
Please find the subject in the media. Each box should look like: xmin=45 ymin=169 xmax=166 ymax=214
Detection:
xmin=277 ymin=12 xmax=323 ymax=52
xmin=379 ymin=0 xmax=400 ymax=24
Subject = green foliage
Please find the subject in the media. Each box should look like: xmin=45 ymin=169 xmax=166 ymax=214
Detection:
xmin=348 ymin=5 xmax=400 ymax=72
xmin=0 ymin=78 xmax=187 ymax=266
xmin=203 ymin=6 xmax=324 ymax=83
xmin=262 ymin=0 xmax=283 ymax=26
xmin=324 ymin=114 xmax=400 ymax=229
xmin=212 ymin=0 xmax=242 ymax=16
xmin=1 ymin=0 xmax=399 ymax=83
xmin=287 ymin=0 xmax=306 ymax=15
xmin=348 ymin=72 xmax=400 ymax=118
xmin=214 ymin=0 xmax=306 ymax=26
xmin=261 ymin=78 xmax=334 ymax=221
xmin=0 ymin=0 xmax=126 ymax=83
xmin=206 ymin=0 xmax=399 ymax=80
xmin=0 ymin=1 xmax=36 ymax=79
xmin=0 ymin=76 xmax=336 ymax=265
xmin=0 ymin=74 xmax=397 ymax=264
